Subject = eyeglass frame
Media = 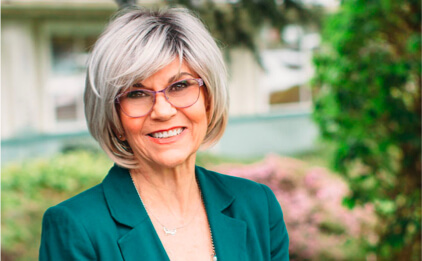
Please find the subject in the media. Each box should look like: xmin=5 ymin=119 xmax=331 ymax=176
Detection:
xmin=115 ymin=78 xmax=204 ymax=118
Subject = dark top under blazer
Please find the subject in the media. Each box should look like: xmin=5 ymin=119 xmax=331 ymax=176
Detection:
xmin=39 ymin=164 xmax=289 ymax=261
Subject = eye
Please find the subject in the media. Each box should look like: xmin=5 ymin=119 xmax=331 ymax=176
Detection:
xmin=126 ymin=90 xmax=151 ymax=99
xmin=168 ymin=80 xmax=190 ymax=92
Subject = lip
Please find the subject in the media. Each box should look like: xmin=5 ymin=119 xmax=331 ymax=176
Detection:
xmin=146 ymin=126 xmax=187 ymax=144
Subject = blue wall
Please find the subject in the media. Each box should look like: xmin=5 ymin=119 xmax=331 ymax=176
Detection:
xmin=1 ymin=112 xmax=319 ymax=164
xmin=216 ymin=111 xmax=318 ymax=158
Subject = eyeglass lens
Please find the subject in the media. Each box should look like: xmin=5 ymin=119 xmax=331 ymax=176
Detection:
xmin=118 ymin=79 xmax=201 ymax=118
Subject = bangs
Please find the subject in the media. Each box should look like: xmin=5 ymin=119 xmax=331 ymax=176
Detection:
xmin=107 ymin=21 xmax=185 ymax=92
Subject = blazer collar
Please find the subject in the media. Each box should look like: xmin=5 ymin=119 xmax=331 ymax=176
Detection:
xmin=102 ymin=164 xmax=247 ymax=260
xmin=102 ymin=164 xmax=148 ymax=227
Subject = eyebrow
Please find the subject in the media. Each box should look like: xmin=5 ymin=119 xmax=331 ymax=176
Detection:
xmin=132 ymin=72 xmax=195 ymax=88
xmin=167 ymin=72 xmax=195 ymax=84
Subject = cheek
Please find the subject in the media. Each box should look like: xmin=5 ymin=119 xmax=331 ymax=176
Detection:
xmin=195 ymin=113 xmax=208 ymax=137
xmin=193 ymin=101 xmax=209 ymax=138
xmin=120 ymin=115 xmax=146 ymax=140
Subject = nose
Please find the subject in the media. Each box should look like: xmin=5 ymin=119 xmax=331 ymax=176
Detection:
xmin=150 ymin=93 xmax=177 ymax=120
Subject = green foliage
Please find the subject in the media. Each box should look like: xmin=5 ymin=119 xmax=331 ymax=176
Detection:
xmin=1 ymin=151 xmax=113 ymax=260
xmin=312 ymin=0 xmax=421 ymax=259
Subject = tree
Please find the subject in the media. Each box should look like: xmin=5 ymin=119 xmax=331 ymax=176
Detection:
xmin=312 ymin=0 xmax=421 ymax=259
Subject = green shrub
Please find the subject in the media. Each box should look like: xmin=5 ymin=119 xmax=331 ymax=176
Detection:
xmin=312 ymin=0 xmax=421 ymax=259
xmin=1 ymin=151 xmax=112 ymax=260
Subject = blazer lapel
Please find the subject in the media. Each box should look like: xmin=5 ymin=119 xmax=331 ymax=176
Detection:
xmin=102 ymin=164 xmax=170 ymax=261
xmin=196 ymin=166 xmax=248 ymax=260
xmin=102 ymin=164 xmax=247 ymax=260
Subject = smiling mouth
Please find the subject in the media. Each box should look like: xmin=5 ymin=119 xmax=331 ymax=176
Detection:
xmin=148 ymin=127 xmax=185 ymax=139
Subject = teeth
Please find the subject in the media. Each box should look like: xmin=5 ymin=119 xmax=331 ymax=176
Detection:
xmin=151 ymin=128 xmax=183 ymax=139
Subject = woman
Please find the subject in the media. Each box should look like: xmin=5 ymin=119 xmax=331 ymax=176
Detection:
xmin=39 ymin=7 xmax=289 ymax=261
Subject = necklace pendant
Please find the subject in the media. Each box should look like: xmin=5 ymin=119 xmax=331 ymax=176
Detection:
xmin=212 ymin=255 xmax=217 ymax=261
xmin=163 ymin=227 xmax=177 ymax=236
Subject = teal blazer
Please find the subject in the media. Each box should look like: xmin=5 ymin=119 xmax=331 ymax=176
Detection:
xmin=39 ymin=165 xmax=289 ymax=260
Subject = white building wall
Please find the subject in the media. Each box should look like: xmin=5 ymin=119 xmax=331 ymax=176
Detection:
xmin=1 ymin=21 xmax=41 ymax=138
xmin=228 ymin=48 xmax=267 ymax=116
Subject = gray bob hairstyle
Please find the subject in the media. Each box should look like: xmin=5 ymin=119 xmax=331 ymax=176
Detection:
xmin=84 ymin=7 xmax=229 ymax=169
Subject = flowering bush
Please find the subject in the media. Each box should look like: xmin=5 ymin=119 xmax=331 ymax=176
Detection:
xmin=213 ymin=154 xmax=377 ymax=260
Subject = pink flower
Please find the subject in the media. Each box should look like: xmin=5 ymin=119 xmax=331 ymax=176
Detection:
xmin=211 ymin=154 xmax=377 ymax=260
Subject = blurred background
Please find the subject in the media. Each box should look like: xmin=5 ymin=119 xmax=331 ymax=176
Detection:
xmin=1 ymin=0 xmax=420 ymax=260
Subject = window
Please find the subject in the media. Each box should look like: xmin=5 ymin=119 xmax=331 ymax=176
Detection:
xmin=51 ymin=36 xmax=96 ymax=75
xmin=49 ymin=34 xmax=98 ymax=129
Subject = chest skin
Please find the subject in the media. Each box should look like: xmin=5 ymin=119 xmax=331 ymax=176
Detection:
xmin=149 ymin=205 xmax=215 ymax=261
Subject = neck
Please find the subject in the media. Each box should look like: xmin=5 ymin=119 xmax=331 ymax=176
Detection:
xmin=130 ymin=160 xmax=200 ymax=219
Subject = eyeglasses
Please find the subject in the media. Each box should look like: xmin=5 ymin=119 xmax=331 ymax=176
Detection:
xmin=115 ymin=78 xmax=204 ymax=118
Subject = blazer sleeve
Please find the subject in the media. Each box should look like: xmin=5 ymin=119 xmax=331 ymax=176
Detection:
xmin=39 ymin=205 xmax=96 ymax=261
xmin=261 ymin=184 xmax=290 ymax=261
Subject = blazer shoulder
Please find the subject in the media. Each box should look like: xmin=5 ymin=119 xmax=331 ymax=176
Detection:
xmin=48 ymin=184 xmax=106 ymax=219
xmin=40 ymin=186 xmax=104 ymax=260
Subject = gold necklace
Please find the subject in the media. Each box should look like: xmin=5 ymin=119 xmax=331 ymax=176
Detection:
xmin=130 ymin=173 xmax=217 ymax=260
